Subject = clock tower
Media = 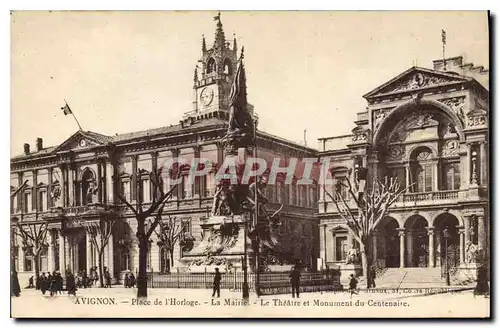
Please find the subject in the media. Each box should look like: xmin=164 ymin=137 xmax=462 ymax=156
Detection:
xmin=188 ymin=13 xmax=253 ymax=119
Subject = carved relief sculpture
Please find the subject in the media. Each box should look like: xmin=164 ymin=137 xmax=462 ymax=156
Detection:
xmin=387 ymin=145 xmax=403 ymax=161
xmin=438 ymin=97 xmax=466 ymax=124
xmin=442 ymin=139 xmax=459 ymax=156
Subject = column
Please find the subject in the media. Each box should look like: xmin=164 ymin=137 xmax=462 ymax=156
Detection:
xmin=106 ymin=162 xmax=114 ymax=204
xmin=68 ymin=165 xmax=75 ymax=206
xmin=97 ymin=159 xmax=103 ymax=203
xmin=58 ymin=165 xmax=66 ymax=207
xmin=18 ymin=235 xmax=25 ymax=272
xmin=86 ymin=231 xmax=92 ymax=272
xmin=427 ymin=228 xmax=435 ymax=268
xmin=47 ymin=230 xmax=55 ymax=273
xmin=108 ymin=234 xmax=114 ymax=282
xmin=466 ymin=143 xmax=472 ymax=187
xmin=477 ymin=215 xmax=486 ymax=255
xmin=64 ymin=236 xmax=70 ymax=272
xmin=58 ymin=233 xmax=65 ymax=272
xmin=32 ymin=169 xmax=37 ymax=212
xmin=398 ymin=229 xmax=405 ymax=268
xmin=480 ymin=141 xmax=487 ymax=186
xmin=459 ymin=228 xmax=465 ymax=264
xmin=464 ymin=216 xmax=471 ymax=246
xmin=47 ymin=168 xmax=53 ymax=209
xmin=436 ymin=231 xmax=442 ymax=267
xmin=17 ymin=172 xmax=23 ymax=212
xmin=322 ymin=225 xmax=328 ymax=265
xmin=433 ymin=160 xmax=439 ymax=191
xmin=132 ymin=155 xmax=139 ymax=202
xmin=405 ymin=164 xmax=410 ymax=193
xmin=406 ymin=230 xmax=413 ymax=267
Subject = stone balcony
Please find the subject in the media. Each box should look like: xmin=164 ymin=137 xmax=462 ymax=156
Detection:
xmin=319 ymin=187 xmax=487 ymax=214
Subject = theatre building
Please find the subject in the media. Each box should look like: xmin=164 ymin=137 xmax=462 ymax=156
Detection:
xmin=10 ymin=16 xmax=319 ymax=284
xmin=317 ymin=56 xmax=489 ymax=282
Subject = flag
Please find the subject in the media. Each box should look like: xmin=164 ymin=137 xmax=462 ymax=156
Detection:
xmin=61 ymin=103 xmax=72 ymax=115
xmin=441 ymin=29 xmax=446 ymax=45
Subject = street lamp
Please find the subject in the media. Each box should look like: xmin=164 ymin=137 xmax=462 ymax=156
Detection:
xmin=443 ymin=227 xmax=451 ymax=286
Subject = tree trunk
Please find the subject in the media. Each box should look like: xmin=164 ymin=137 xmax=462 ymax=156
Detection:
xmin=98 ymin=249 xmax=105 ymax=288
xmin=170 ymin=249 xmax=175 ymax=269
xmin=137 ymin=219 xmax=148 ymax=298
xmin=360 ymin=242 xmax=369 ymax=288
xmin=34 ymin=251 xmax=41 ymax=290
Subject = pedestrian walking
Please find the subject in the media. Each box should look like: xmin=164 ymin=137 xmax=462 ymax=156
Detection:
xmin=474 ymin=264 xmax=489 ymax=298
xmin=40 ymin=273 xmax=47 ymax=295
xmin=27 ymin=276 xmax=34 ymax=289
xmin=11 ymin=271 xmax=21 ymax=297
xmin=104 ymin=267 xmax=112 ymax=288
xmin=66 ymin=271 xmax=77 ymax=296
xmin=124 ymin=273 xmax=130 ymax=288
xmin=212 ymin=268 xmax=221 ymax=298
xmin=129 ymin=273 xmax=136 ymax=288
xmin=56 ymin=271 xmax=64 ymax=294
xmin=289 ymin=266 xmax=301 ymax=298
xmin=349 ymin=274 xmax=359 ymax=298
xmin=368 ymin=265 xmax=377 ymax=289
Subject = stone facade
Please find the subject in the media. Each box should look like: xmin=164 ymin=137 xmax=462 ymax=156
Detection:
xmin=10 ymin=17 xmax=318 ymax=284
xmin=317 ymin=57 xmax=489 ymax=281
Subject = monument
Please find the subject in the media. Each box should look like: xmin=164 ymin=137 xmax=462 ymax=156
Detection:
xmin=182 ymin=48 xmax=283 ymax=276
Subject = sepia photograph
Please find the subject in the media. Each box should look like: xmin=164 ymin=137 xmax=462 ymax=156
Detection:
xmin=9 ymin=10 xmax=490 ymax=318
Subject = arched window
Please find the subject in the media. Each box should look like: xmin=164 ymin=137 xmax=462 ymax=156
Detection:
xmin=410 ymin=147 xmax=433 ymax=193
xmin=81 ymin=169 xmax=96 ymax=205
xmin=206 ymin=58 xmax=216 ymax=74
xmin=223 ymin=58 xmax=232 ymax=75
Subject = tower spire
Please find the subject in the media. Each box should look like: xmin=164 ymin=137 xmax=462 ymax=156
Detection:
xmin=194 ymin=67 xmax=198 ymax=82
xmin=202 ymin=34 xmax=206 ymax=52
xmin=213 ymin=12 xmax=225 ymax=49
xmin=233 ymin=33 xmax=237 ymax=52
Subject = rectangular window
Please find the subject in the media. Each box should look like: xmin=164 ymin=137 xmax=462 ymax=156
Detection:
xmin=38 ymin=190 xmax=47 ymax=212
xmin=444 ymin=163 xmax=461 ymax=190
xmin=23 ymin=192 xmax=32 ymax=213
xmin=139 ymin=178 xmax=150 ymax=203
xmin=120 ymin=181 xmax=130 ymax=201
xmin=335 ymin=236 xmax=348 ymax=262
xmin=25 ymin=255 xmax=33 ymax=271
xmin=333 ymin=176 xmax=349 ymax=201
xmin=424 ymin=165 xmax=432 ymax=192
xmin=181 ymin=175 xmax=192 ymax=199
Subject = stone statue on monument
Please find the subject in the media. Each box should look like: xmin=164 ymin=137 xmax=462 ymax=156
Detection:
xmin=466 ymin=241 xmax=478 ymax=264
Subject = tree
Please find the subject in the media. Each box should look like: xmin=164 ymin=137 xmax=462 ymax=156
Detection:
xmin=13 ymin=218 xmax=49 ymax=289
xmin=324 ymin=175 xmax=410 ymax=287
xmin=153 ymin=216 xmax=184 ymax=272
xmin=117 ymin=169 xmax=180 ymax=298
xmin=83 ymin=217 xmax=115 ymax=287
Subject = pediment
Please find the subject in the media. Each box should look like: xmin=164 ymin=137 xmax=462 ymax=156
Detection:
xmin=53 ymin=131 xmax=109 ymax=152
xmin=364 ymin=68 xmax=471 ymax=99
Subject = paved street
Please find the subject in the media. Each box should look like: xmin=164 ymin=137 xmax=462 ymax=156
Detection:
xmin=11 ymin=286 xmax=489 ymax=318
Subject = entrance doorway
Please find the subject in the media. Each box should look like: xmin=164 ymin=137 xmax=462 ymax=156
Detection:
xmin=405 ymin=215 xmax=429 ymax=267
xmin=434 ymin=213 xmax=460 ymax=269
xmin=379 ymin=217 xmax=400 ymax=268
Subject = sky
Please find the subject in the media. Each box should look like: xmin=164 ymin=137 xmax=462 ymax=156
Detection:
xmin=10 ymin=11 xmax=489 ymax=156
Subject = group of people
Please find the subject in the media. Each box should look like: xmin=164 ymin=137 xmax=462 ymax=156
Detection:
xmin=72 ymin=267 xmax=113 ymax=288
xmin=123 ymin=273 xmax=137 ymax=288
xmin=39 ymin=271 xmax=65 ymax=296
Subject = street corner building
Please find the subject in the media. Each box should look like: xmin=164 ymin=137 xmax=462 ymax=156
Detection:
xmin=10 ymin=16 xmax=320 ymax=287
xmin=317 ymin=57 xmax=489 ymax=287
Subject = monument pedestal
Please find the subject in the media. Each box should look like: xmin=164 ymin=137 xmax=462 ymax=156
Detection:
xmin=182 ymin=215 xmax=251 ymax=273
xmin=458 ymin=262 xmax=478 ymax=282
xmin=340 ymin=263 xmax=362 ymax=283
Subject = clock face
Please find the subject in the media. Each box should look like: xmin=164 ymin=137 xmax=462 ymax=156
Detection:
xmin=200 ymin=87 xmax=214 ymax=107
xmin=79 ymin=139 xmax=87 ymax=147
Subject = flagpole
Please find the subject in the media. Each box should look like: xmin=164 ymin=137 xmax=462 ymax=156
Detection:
xmin=64 ymin=99 xmax=83 ymax=131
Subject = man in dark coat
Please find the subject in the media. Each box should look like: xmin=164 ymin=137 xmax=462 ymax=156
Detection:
xmin=40 ymin=273 xmax=47 ymax=295
xmin=28 ymin=276 xmax=34 ymax=288
xmin=289 ymin=266 xmax=301 ymax=298
xmin=368 ymin=265 xmax=377 ymax=289
xmin=474 ymin=264 xmax=489 ymax=298
xmin=212 ymin=268 xmax=221 ymax=298
xmin=66 ymin=271 xmax=77 ymax=296
xmin=349 ymin=274 xmax=359 ymax=298
xmin=11 ymin=271 xmax=21 ymax=297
